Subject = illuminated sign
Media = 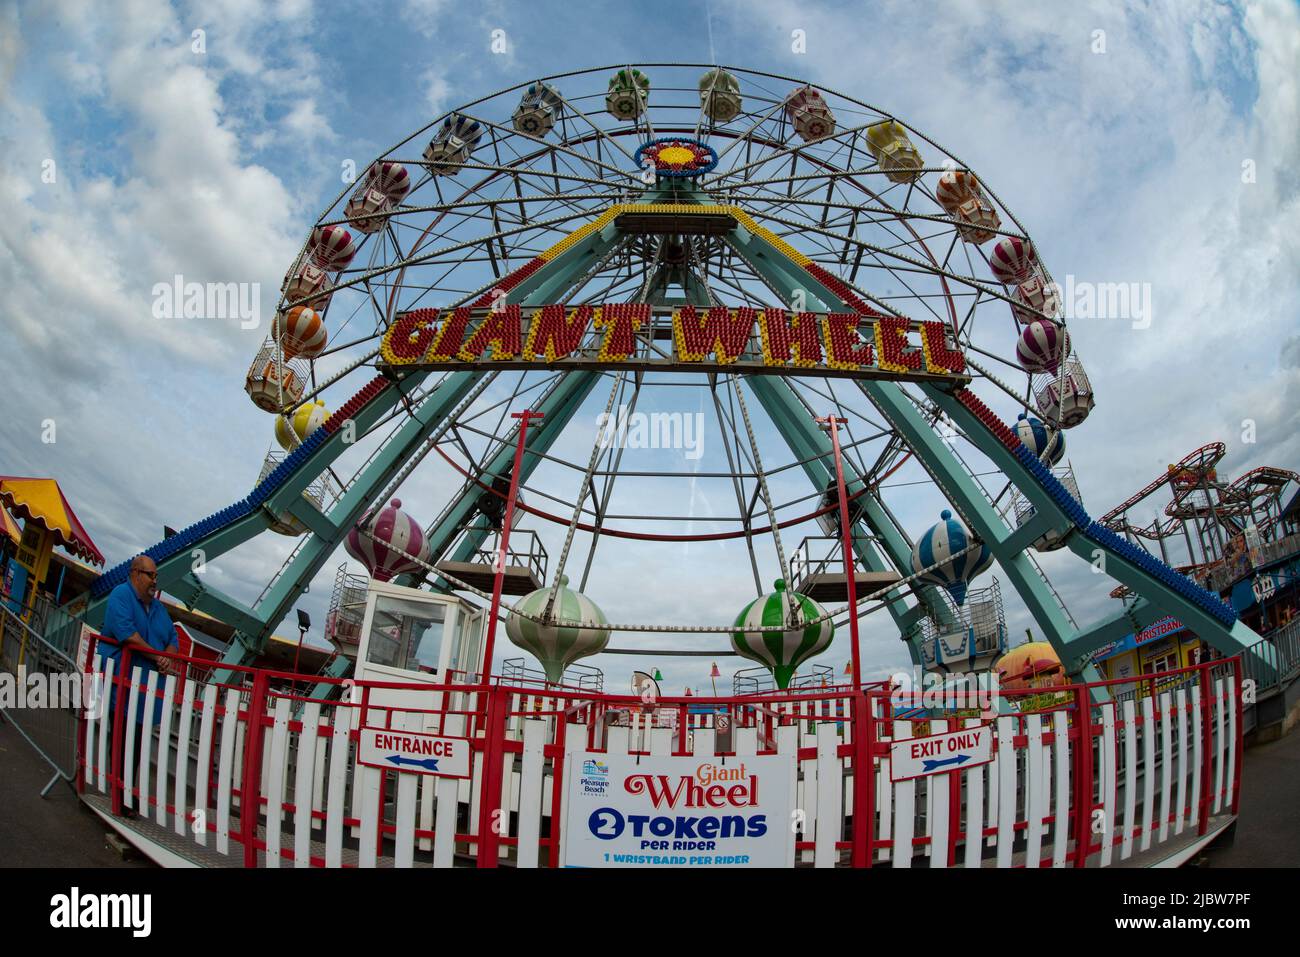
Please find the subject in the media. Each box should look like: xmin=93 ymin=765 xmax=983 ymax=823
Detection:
xmin=376 ymin=304 xmax=969 ymax=383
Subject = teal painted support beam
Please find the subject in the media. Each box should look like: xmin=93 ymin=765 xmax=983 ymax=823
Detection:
xmin=1000 ymin=511 xmax=1070 ymax=558
xmin=862 ymin=380 xmax=1097 ymax=677
xmin=718 ymin=225 xmax=1098 ymax=682
xmin=727 ymin=233 xmax=964 ymax=666
xmin=81 ymin=508 xmax=271 ymax=630
xmin=930 ymin=388 xmax=1261 ymax=660
xmin=248 ymin=204 xmax=631 ymax=636
xmin=407 ymin=213 xmax=630 ymax=589
xmin=168 ymin=574 xmax=266 ymax=638
xmin=282 ymin=496 xmax=338 ymax=541
xmin=252 ymin=369 xmax=486 ymax=643
xmin=79 ymin=362 xmax=446 ymax=633
xmin=1060 ymin=532 xmax=1257 ymax=657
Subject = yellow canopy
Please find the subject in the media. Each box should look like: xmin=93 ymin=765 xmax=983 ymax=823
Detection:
xmin=0 ymin=477 xmax=104 ymax=566
xmin=0 ymin=508 xmax=19 ymax=545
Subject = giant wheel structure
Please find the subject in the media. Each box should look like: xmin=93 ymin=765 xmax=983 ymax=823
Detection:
xmin=80 ymin=64 xmax=1261 ymax=691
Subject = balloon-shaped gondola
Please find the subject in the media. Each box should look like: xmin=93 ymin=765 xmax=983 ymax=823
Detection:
xmin=731 ymin=579 xmax=834 ymax=689
xmin=344 ymin=498 xmax=430 ymax=582
xmin=911 ymin=510 xmax=993 ymax=607
xmin=506 ymin=575 xmax=611 ymax=684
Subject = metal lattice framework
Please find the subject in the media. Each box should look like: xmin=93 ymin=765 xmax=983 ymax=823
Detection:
xmin=78 ymin=65 xmax=1267 ymax=689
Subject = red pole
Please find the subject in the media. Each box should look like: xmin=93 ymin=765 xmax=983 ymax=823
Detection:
xmin=851 ymin=691 xmax=876 ymax=867
xmin=476 ymin=685 xmax=511 ymax=867
xmin=240 ymin=670 xmax=269 ymax=867
xmin=481 ymin=409 xmax=543 ymax=682
xmin=109 ymin=645 xmax=130 ymax=816
xmin=1072 ymin=685 xmax=1094 ymax=867
xmin=817 ymin=414 xmax=862 ymax=691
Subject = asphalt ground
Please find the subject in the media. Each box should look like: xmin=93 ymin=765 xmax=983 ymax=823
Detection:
xmin=0 ymin=715 xmax=153 ymax=867
xmin=1201 ymin=724 xmax=1300 ymax=867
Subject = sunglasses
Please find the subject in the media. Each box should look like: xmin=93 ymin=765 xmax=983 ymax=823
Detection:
xmin=133 ymin=569 xmax=158 ymax=580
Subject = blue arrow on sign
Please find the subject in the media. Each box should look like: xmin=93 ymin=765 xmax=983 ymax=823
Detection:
xmin=386 ymin=754 xmax=441 ymax=772
xmin=922 ymin=754 xmax=971 ymax=773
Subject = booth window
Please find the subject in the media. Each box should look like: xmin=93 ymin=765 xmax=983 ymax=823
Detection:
xmin=365 ymin=595 xmax=448 ymax=673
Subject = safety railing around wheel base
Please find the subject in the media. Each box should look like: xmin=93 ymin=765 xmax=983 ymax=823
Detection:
xmin=0 ymin=602 xmax=85 ymax=794
xmin=1240 ymin=619 xmax=1300 ymax=698
xmin=75 ymin=635 xmax=1242 ymax=868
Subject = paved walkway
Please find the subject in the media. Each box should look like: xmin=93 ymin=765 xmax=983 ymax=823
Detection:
xmin=0 ymin=716 xmax=153 ymax=868
xmin=1201 ymin=725 xmax=1300 ymax=867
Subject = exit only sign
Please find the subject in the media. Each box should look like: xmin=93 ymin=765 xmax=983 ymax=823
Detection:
xmin=889 ymin=725 xmax=993 ymax=782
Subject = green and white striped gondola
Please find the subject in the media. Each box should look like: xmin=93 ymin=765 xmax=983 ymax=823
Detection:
xmin=731 ymin=579 xmax=834 ymax=689
xmin=505 ymin=575 xmax=610 ymax=684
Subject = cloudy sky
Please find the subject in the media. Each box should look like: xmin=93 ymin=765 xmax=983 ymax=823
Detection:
xmin=1 ymin=0 xmax=1297 ymax=694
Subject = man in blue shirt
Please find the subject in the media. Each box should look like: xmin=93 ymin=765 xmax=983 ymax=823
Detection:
xmin=99 ymin=555 xmax=179 ymax=818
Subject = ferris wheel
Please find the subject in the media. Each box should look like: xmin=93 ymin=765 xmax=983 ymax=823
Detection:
xmin=83 ymin=64 xmax=1256 ymax=691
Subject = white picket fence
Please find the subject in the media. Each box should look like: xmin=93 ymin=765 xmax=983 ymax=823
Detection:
xmin=80 ymin=655 xmax=1240 ymax=868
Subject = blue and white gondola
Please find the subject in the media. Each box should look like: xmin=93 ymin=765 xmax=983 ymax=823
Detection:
xmin=910 ymin=510 xmax=993 ymax=606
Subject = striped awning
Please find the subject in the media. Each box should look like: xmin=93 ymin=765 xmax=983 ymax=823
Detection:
xmin=0 ymin=476 xmax=105 ymax=566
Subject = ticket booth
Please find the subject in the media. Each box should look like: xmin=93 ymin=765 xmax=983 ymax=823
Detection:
xmin=352 ymin=580 xmax=486 ymax=719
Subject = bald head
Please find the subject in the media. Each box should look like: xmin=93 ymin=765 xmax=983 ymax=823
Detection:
xmin=129 ymin=555 xmax=158 ymax=600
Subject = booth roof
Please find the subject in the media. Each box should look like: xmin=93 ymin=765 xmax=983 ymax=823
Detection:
xmin=0 ymin=476 xmax=105 ymax=565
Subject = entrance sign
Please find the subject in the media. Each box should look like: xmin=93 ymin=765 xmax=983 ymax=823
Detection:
xmin=889 ymin=724 xmax=993 ymax=782
xmin=357 ymin=727 xmax=470 ymax=778
xmin=561 ymin=750 xmax=795 ymax=868
xmin=377 ymin=304 xmax=968 ymax=384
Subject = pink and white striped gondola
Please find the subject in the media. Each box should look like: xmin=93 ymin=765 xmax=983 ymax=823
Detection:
xmin=344 ymin=498 xmax=430 ymax=582
xmin=1011 ymin=273 xmax=1061 ymax=324
xmin=367 ymin=161 xmax=411 ymax=202
xmin=785 ymin=86 xmax=835 ymax=142
xmin=989 ymin=236 xmax=1036 ymax=285
xmin=309 ymin=225 xmax=358 ymax=271
xmin=1016 ymin=319 xmax=1071 ymax=374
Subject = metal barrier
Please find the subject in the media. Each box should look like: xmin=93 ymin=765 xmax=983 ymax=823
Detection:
xmin=70 ymin=632 xmax=1244 ymax=868
xmin=1241 ymin=618 xmax=1300 ymax=697
xmin=0 ymin=602 xmax=84 ymax=795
